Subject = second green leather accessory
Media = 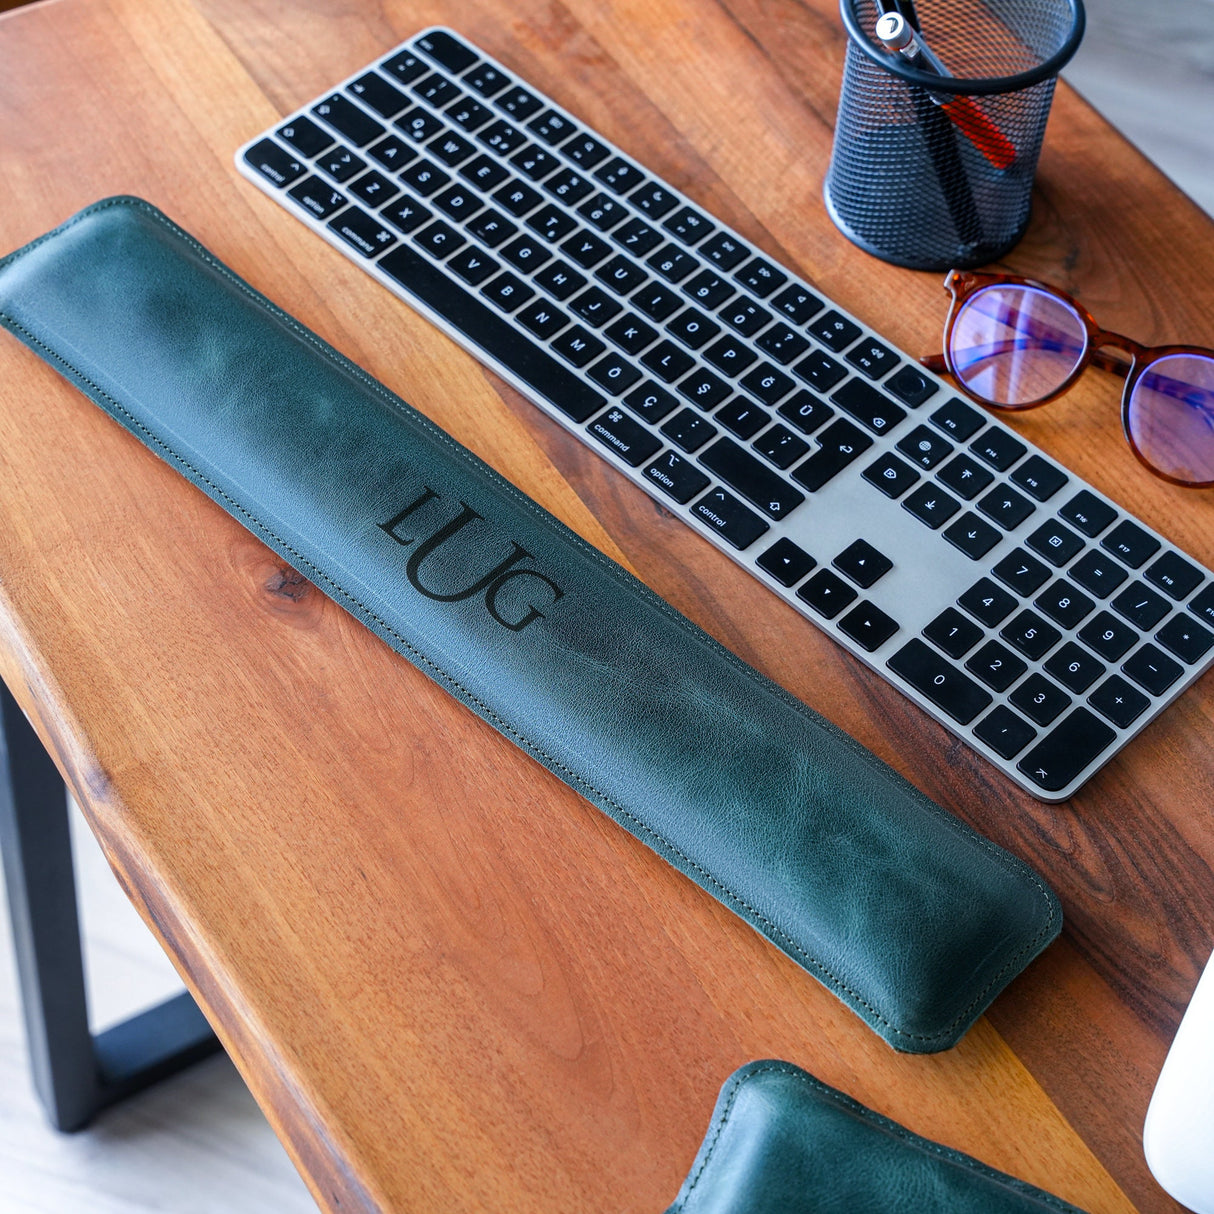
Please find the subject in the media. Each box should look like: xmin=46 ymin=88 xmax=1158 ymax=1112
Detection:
xmin=668 ymin=1061 xmax=1088 ymax=1212
xmin=0 ymin=197 xmax=1062 ymax=1052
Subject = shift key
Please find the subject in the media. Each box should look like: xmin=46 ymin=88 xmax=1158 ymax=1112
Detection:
xmin=699 ymin=437 xmax=805 ymax=519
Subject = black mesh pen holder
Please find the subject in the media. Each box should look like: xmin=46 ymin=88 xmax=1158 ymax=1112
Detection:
xmin=824 ymin=0 xmax=1085 ymax=270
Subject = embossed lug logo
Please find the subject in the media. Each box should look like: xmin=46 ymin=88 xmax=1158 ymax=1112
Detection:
xmin=379 ymin=487 xmax=564 ymax=632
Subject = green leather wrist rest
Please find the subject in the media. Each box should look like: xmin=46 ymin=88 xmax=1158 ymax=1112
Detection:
xmin=0 ymin=197 xmax=1061 ymax=1052
xmin=668 ymin=1061 xmax=1087 ymax=1212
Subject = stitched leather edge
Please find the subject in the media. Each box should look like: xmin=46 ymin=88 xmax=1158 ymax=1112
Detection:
xmin=0 ymin=196 xmax=1062 ymax=1048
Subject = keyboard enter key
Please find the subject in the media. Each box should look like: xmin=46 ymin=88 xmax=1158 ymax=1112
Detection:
xmin=699 ymin=437 xmax=805 ymax=519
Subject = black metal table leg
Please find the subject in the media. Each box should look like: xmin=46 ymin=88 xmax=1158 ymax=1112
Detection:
xmin=0 ymin=679 xmax=221 ymax=1131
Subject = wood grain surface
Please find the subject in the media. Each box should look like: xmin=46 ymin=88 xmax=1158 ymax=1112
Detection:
xmin=1 ymin=0 xmax=1211 ymax=1210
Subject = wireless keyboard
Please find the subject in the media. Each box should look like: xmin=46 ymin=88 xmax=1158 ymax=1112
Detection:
xmin=235 ymin=27 xmax=1214 ymax=801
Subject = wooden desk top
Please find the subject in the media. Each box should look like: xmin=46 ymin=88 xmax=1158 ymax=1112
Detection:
xmin=1 ymin=0 xmax=1211 ymax=1210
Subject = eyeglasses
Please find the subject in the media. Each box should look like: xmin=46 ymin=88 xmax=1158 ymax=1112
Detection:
xmin=921 ymin=270 xmax=1214 ymax=487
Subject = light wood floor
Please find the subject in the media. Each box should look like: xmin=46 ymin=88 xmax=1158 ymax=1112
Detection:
xmin=1 ymin=1 xmax=1212 ymax=1211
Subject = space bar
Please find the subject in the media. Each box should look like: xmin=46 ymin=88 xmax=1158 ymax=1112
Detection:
xmin=377 ymin=245 xmax=606 ymax=423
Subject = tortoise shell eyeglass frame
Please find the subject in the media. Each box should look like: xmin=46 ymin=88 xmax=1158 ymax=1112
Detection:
xmin=920 ymin=269 xmax=1214 ymax=488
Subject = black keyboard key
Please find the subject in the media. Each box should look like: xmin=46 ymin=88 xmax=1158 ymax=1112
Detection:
xmin=603 ymin=313 xmax=657 ymax=355
xmin=888 ymin=640 xmax=992 ymax=724
xmin=977 ymin=485 xmax=1035 ymax=530
xmin=1010 ymin=674 xmax=1071 ymax=725
xmin=479 ymin=269 xmax=532 ymax=310
xmin=699 ymin=232 xmax=749 ymax=271
xmin=792 ymin=419 xmax=872 ymax=491
xmin=564 ymin=135 xmax=610 ymax=168
xmin=924 ymin=608 xmax=982 ymax=658
xmin=414 ymin=74 xmax=465 ymax=109
xmin=400 ymin=157 xmax=449 ymax=194
xmin=959 ymin=578 xmax=1017 ymax=627
xmin=845 ymin=338 xmax=898 ymax=379
xmin=595 ymin=156 xmax=645 ymax=194
xmin=533 ymin=260 xmax=585 ymax=300
xmin=463 ymin=62 xmax=509 ymax=98
xmin=676 ymin=369 xmax=730 ymax=413
xmin=897 ymin=425 xmax=953 ymax=470
xmin=644 ymin=450 xmax=711 ymax=503
xmin=833 ymin=539 xmax=892 ymax=588
xmin=993 ymin=549 xmax=1051 ymax=596
xmin=942 ymin=513 xmax=1001 ymax=560
xmin=1017 ymin=708 xmax=1116 ymax=792
xmin=446 ymin=97 xmax=494 ymax=132
xmin=464 ymin=209 xmax=515 ymax=248
xmin=624 ymin=381 xmax=679 ymax=423
xmin=460 ymin=154 xmax=509 ymax=190
xmin=431 ymin=182 xmax=480 ymax=220
xmin=367 ymin=134 xmax=415 ymax=171
xmin=244 ymin=138 xmax=306 ymax=187
xmin=691 ymin=487 xmax=769 ymax=549
xmin=965 ymin=641 xmax=1027 ymax=691
xmin=382 ymin=50 xmax=428 ymax=85
xmin=349 ymin=72 xmax=410 ymax=118
xmin=614 ymin=218 xmax=663 ymax=256
xmin=587 ymin=405 xmax=662 ymax=466
xmin=734 ymin=257 xmax=786 ymax=298
xmin=797 ymin=570 xmax=858 ymax=619
xmin=971 ymin=428 xmax=1027 ymax=472
xmin=578 ymin=193 xmax=627 ymax=230
xmin=633 ymin=282 xmax=683 ymax=322
xmin=975 ymin=707 xmax=1037 ymax=759
xmin=1111 ymin=581 xmax=1170 ymax=630
xmin=1156 ymin=614 xmax=1214 ymax=663
xmin=740 ymin=363 xmax=795 ymax=406
xmin=1043 ymin=643 xmax=1106 ymax=693
xmin=667 ymin=307 xmax=721 ymax=350
xmin=755 ymin=323 xmax=810 ymax=366
xmin=381 ymin=194 xmax=433 ymax=233
xmin=793 ymin=350 xmax=848 ymax=393
xmin=527 ymin=205 xmax=577 ymax=242
xmin=648 ymin=247 xmax=699 ymax=284
xmin=931 ymin=397 xmax=985 ymax=440
xmin=715 ymin=399 xmax=769 ymax=439
xmin=1145 ymin=551 xmax=1204 ymax=600
xmin=1088 ymin=676 xmax=1150 ymax=728
xmin=663 ymin=206 xmax=714 ymax=245
xmin=936 ymin=453 xmax=993 ymax=499
xmin=808 ymin=309 xmax=861 ymax=352
xmin=277 ymin=116 xmax=333 ymax=157
xmin=778 ymin=391 xmax=834 ymax=436
xmin=642 ymin=340 xmax=696 ymax=383
xmin=831 ymin=378 xmax=906 ymax=436
xmin=684 ymin=270 xmax=736 ymax=311
xmin=287 ymin=176 xmax=347 ymax=219
xmin=757 ymin=537 xmax=816 ymax=586
xmin=587 ymin=353 xmax=643 ymax=395
xmin=884 ymin=365 xmax=938 ymax=408
xmin=1077 ymin=611 xmax=1138 ymax=661
xmin=496 ymin=86 xmax=543 ymax=119
xmin=863 ymin=454 xmax=920 ymax=498
xmin=415 ymin=30 xmax=478 ymax=72
xmin=704 ymin=335 xmax=758 ymax=377
xmin=480 ymin=119 xmax=527 ymax=155
xmin=377 ymin=242 xmax=606 ymax=422
xmin=719 ymin=297 xmax=772 ymax=337
xmin=528 ymin=108 xmax=576 ymax=144
xmin=492 ymin=178 xmax=542 ymax=216
xmin=1070 ymin=549 xmax=1128 ymax=598
xmin=1010 ymin=454 xmax=1068 ymax=501
xmin=752 ymin=425 xmax=809 ymax=470
xmin=839 ymin=602 xmax=900 ymax=651
xmin=771 ymin=284 xmax=824 ymax=326
xmin=1192 ymin=584 xmax=1214 ymax=628
xmin=312 ymin=94 xmax=385 ymax=146
xmin=443 ymin=242 xmax=497 ymax=287
xmin=546 ymin=168 xmax=593 ymax=205
xmin=413 ymin=220 xmax=464 ymax=259
xmin=1000 ymin=610 xmax=1061 ymax=661
xmin=661 ymin=408 xmax=717 ymax=452
xmin=903 ymin=483 xmax=960 ymax=529
xmin=700 ymin=438 xmax=805 ymax=519
xmin=592 ymin=251 xmax=645 ymax=288
xmin=514 ymin=294 xmax=565 ymax=335
xmin=570 ymin=286 xmax=622 ymax=327
xmin=1102 ymin=519 xmax=1160 ymax=568
xmin=1027 ymin=519 xmax=1085 ymax=567
xmin=550 ymin=324 xmax=605 ymax=367
xmin=1122 ymin=644 xmax=1183 ymax=695
xmin=1034 ymin=580 xmax=1094 ymax=629
xmin=1060 ymin=489 xmax=1117 ymax=537
xmin=327 ymin=206 xmax=397 ymax=256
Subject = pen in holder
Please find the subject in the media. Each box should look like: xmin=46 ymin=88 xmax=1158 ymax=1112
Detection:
xmin=824 ymin=0 xmax=1085 ymax=270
